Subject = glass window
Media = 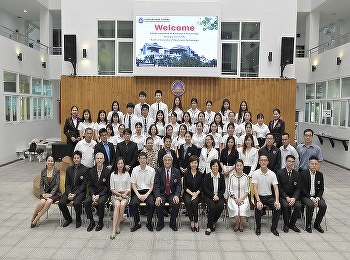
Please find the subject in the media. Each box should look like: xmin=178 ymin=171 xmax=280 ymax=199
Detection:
xmin=340 ymin=101 xmax=347 ymax=126
xmin=316 ymin=81 xmax=326 ymax=99
xmin=241 ymin=22 xmax=260 ymax=40
xmin=342 ymin=77 xmax=350 ymax=97
xmin=98 ymin=21 xmax=115 ymax=38
xmin=221 ymin=43 xmax=238 ymax=75
xmin=240 ymin=42 xmax=259 ymax=77
xmin=43 ymin=80 xmax=51 ymax=96
xmin=306 ymin=84 xmax=315 ymax=99
xmin=20 ymin=97 xmax=30 ymax=121
xmin=327 ymin=79 xmax=340 ymax=98
xmin=321 ymin=101 xmax=332 ymax=125
xmin=221 ymin=22 xmax=239 ymax=40
xmin=333 ymin=101 xmax=340 ymax=126
xmin=98 ymin=40 xmax=115 ymax=75
xmin=4 ymin=71 xmax=16 ymax=92
xmin=32 ymin=78 xmax=42 ymax=95
xmin=12 ymin=96 xmax=17 ymax=121
xmin=118 ymin=42 xmax=133 ymax=73
xmin=315 ymin=102 xmax=320 ymax=123
xmin=304 ymin=102 xmax=309 ymax=122
xmin=44 ymin=98 xmax=52 ymax=119
xmin=19 ymin=74 xmax=30 ymax=94
xmin=5 ymin=96 xmax=11 ymax=122
xmin=117 ymin=21 xmax=133 ymax=38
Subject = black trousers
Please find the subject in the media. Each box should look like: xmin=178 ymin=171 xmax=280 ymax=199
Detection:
xmin=130 ymin=190 xmax=155 ymax=225
xmin=280 ymin=198 xmax=301 ymax=227
xmin=155 ymin=194 xmax=180 ymax=227
xmin=301 ymin=197 xmax=327 ymax=226
xmin=84 ymin=194 xmax=108 ymax=223
xmin=205 ymin=197 xmax=224 ymax=229
xmin=183 ymin=193 xmax=200 ymax=222
xmin=255 ymin=195 xmax=281 ymax=229
xmin=58 ymin=192 xmax=86 ymax=221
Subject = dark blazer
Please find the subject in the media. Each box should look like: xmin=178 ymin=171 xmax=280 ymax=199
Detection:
xmin=154 ymin=167 xmax=182 ymax=198
xmin=87 ymin=166 xmax=111 ymax=197
xmin=94 ymin=141 xmax=116 ymax=168
xmin=277 ymin=168 xmax=300 ymax=200
xmin=64 ymin=164 xmax=89 ymax=196
xmin=178 ymin=144 xmax=198 ymax=170
xmin=300 ymin=170 xmax=324 ymax=199
xmin=268 ymin=119 xmax=285 ymax=147
xmin=157 ymin=149 xmax=178 ymax=169
xmin=116 ymin=141 xmax=138 ymax=169
xmin=183 ymin=171 xmax=203 ymax=193
xmin=258 ymin=145 xmax=281 ymax=173
xmin=40 ymin=167 xmax=61 ymax=196
xmin=63 ymin=117 xmax=80 ymax=142
xmin=203 ymin=173 xmax=225 ymax=200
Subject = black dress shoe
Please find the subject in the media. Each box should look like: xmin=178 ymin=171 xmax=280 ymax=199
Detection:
xmin=305 ymin=225 xmax=312 ymax=233
xmin=76 ymin=221 xmax=82 ymax=228
xmin=283 ymin=225 xmax=289 ymax=233
xmin=205 ymin=229 xmax=211 ymax=235
xmin=289 ymin=225 xmax=300 ymax=233
xmin=87 ymin=221 xmax=96 ymax=232
xmin=169 ymin=224 xmax=178 ymax=231
xmin=271 ymin=228 xmax=279 ymax=236
xmin=146 ymin=223 xmax=153 ymax=232
xmin=195 ymin=227 xmax=200 ymax=232
xmin=156 ymin=224 xmax=164 ymax=231
xmin=314 ymin=224 xmax=324 ymax=233
xmin=95 ymin=223 xmax=104 ymax=231
xmin=131 ymin=223 xmax=141 ymax=232
xmin=255 ymin=228 xmax=261 ymax=236
xmin=191 ymin=227 xmax=195 ymax=232
xmin=62 ymin=219 xmax=72 ymax=227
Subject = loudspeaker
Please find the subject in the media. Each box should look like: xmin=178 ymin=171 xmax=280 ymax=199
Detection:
xmin=280 ymin=37 xmax=294 ymax=65
xmin=64 ymin=35 xmax=77 ymax=62
xmin=52 ymin=142 xmax=68 ymax=162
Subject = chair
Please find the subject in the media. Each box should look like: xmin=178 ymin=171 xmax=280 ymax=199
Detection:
xmin=301 ymin=203 xmax=328 ymax=231
xmin=250 ymin=179 xmax=272 ymax=230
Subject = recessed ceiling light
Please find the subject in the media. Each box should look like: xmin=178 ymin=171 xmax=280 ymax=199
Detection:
xmin=23 ymin=9 xmax=28 ymax=13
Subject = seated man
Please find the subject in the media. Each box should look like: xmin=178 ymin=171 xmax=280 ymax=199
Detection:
xmin=58 ymin=150 xmax=89 ymax=228
xmin=154 ymin=154 xmax=182 ymax=231
xmin=277 ymin=155 xmax=301 ymax=233
xmin=84 ymin=152 xmax=111 ymax=232
xmin=252 ymin=154 xmax=281 ymax=236
xmin=300 ymin=155 xmax=327 ymax=233
xmin=130 ymin=152 xmax=156 ymax=232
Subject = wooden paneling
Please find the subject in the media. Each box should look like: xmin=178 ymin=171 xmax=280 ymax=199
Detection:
xmin=60 ymin=76 xmax=296 ymax=142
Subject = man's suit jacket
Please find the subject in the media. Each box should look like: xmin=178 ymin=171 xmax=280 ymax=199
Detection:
xmin=178 ymin=144 xmax=198 ymax=170
xmin=268 ymin=119 xmax=285 ymax=147
xmin=154 ymin=167 xmax=182 ymax=198
xmin=258 ymin=145 xmax=281 ymax=173
xmin=63 ymin=117 xmax=80 ymax=142
xmin=203 ymin=173 xmax=225 ymax=200
xmin=87 ymin=166 xmax=111 ymax=197
xmin=157 ymin=149 xmax=178 ymax=169
xmin=94 ymin=141 xmax=116 ymax=168
xmin=116 ymin=141 xmax=138 ymax=169
xmin=277 ymin=168 xmax=300 ymax=200
xmin=65 ymin=164 xmax=89 ymax=196
xmin=300 ymin=170 xmax=324 ymax=199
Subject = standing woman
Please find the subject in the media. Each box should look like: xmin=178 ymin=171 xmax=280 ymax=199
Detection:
xmin=187 ymin=98 xmax=201 ymax=124
xmin=203 ymin=159 xmax=225 ymax=235
xmin=131 ymin=122 xmax=146 ymax=153
xmin=107 ymin=100 xmax=124 ymax=123
xmin=64 ymin=105 xmax=81 ymax=156
xmin=220 ymin=136 xmax=239 ymax=198
xmin=204 ymin=100 xmax=216 ymax=126
xmin=183 ymin=155 xmax=203 ymax=232
xmin=253 ymin=113 xmax=270 ymax=148
xmin=268 ymin=108 xmax=285 ymax=148
xmin=182 ymin=112 xmax=194 ymax=133
xmin=209 ymin=122 xmax=221 ymax=153
xmin=155 ymin=110 xmax=166 ymax=138
xmin=227 ymin=159 xmax=250 ymax=232
xmin=238 ymin=134 xmax=259 ymax=177
xmin=115 ymin=124 xmax=125 ymax=144
xmin=148 ymin=124 xmax=163 ymax=151
xmin=214 ymin=113 xmax=224 ymax=136
xmin=110 ymin=112 xmax=121 ymax=136
xmin=169 ymin=96 xmax=184 ymax=123
xmin=110 ymin=157 xmax=130 ymax=239
xmin=167 ymin=112 xmax=180 ymax=138
xmin=178 ymin=131 xmax=198 ymax=176
xmin=78 ymin=108 xmax=94 ymax=140
xmin=219 ymin=99 xmax=231 ymax=125
xmin=239 ymin=111 xmax=253 ymax=136
xmin=106 ymin=124 xmax=117 ymax=150
xmin=236 ymin=101 xmax=249 ymax=125
xmin=94 ymin=110 xmax=108 ymax=142
xmin=31 ymin=155 xmax=61 ymax=227
xmin=197 ymin=112 xmax=209 ymax=134
xmin=192 ymin=122 xmax=206 ymax=156
xmin=199 ymin=135 xmax=219 ymax=175
xmin=173 ymin=124 xmax=187 ymax=155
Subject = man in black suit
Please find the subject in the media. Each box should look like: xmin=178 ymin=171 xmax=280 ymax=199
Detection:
xmin=154 ymin=153 xmax=182 ymax=231
xmin=94 ymin=128 xmax=116 ymax=171
xmin=84 ymin=152 xmax=111 ymax=232
xmin=157 ymin=135 xmax=178 ymax=169
xmin=116 ymin=128 xmax=138 ymax=173
xmin=277 ymin=155 xmax=301 ymax=233
xmin=300 ymin=155 xmax=327 ymax=233
xmin=258 ymin=133 xmax=281 ymax=173
xmin=58 ymin=150 xmax=88 ymax=228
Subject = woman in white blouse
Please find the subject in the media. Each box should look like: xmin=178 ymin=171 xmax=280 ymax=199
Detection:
xmin=237 ymin=134 xmax=259 ymax=177
xmin=182 ymin=111 xmax=194 ymax=133
xmin=169 ymin=96 xmax=184 ymax=123
xmin=192 ymin=122 xmax=206 ymax=156
xmin=199 ymin=135 xmax=219 ymax=174
xmin=167 ymin=112 xmax=180 ymax=138
xmin=187 ymin=97 xmax=201 ymax=124
xmin=110 ymin=112 xmax=121 ymax=137
xmin=78 ymin=109 xmax=95 ymax=139
xmin=94 ymin=110 xmax=108 ymax=142
xmin=148 ymin=124 xmax=163 ymax=151
xmin=107 ymin=100 xmax=124 ymax=123
xmin=106 ymin=124 xmax=117 ymax=150
xmin=197 ymin=112 xmax=209 ymax=134
xmin=173 ymin=124 xmax=187 ymax=155
xmin=204 ymin=100 xmax=216 ymax=126
xmin=110 ymin=157 xmax=130 ymax=239
xmin=155 ymin=110 xmax=166 ymax=138
xmin=253 ymin=113 xmax=270 ymax=148
xmin=131 ymin=122 xmax=146 ymax=152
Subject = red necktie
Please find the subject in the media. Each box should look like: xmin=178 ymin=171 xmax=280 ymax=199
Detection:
xmin=166 ymin=169 xmax=170 ymax=195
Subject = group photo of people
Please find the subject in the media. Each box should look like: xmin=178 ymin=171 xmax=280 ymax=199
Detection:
xmin=32 ymin=89 xmax=327 ymax=239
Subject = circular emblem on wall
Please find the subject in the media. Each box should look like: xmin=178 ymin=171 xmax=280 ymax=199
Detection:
xmin=171 ymin=80 xmax=185 ymax=96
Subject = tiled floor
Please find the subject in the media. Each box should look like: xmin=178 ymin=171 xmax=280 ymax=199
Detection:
xmin=0 ymin=159 xmax=350 ymax=259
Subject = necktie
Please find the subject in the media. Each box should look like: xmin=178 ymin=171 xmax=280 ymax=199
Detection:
xmin=144 ymin=118 xmax=147 ymax=134
xmin=166 ymin=169 xmax=170 ymax=195
xmin=288 ymin=171 xmax=291 ymax=182
xmin=128 ymin=115 xmax=132 ymax=130
xmin=157 ymin=103 xmax=160 ymax=112
xmin=97 ymin=169 xmax=101 ymax=181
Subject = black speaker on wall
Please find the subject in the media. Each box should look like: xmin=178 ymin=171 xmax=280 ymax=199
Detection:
xmin=64 ymin=34 xmax=77 ymax=63
xmin=280 ymin=37 xmax=294 ymax=65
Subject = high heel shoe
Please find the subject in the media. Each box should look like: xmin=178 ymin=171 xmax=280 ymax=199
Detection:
xmin=110 ymin=234 xmax=116 ymax=240
xmin=30 ymin=222 xmax=36 ymax=228
xmin=116 ymin=230 xmax=120 ymax=234
xmin=195 ymin=227 xmax=200 ymax=232
xmin=191 ymin=226 xmax=195 ymax=232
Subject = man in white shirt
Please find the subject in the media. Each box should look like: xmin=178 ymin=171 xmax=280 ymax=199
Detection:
xmin=150 ymin=89 xmax=168 ymax=124
xmin=134 ymin=91 xmax=148 ymax=118
xmin=280 ymin=132 xmax=299 ymax=170
xmin=138 ymin=104 xmax=153 ymax=135
xmin=74 ymin=127 xmax=96 ymax=168
xmin=124 ymin=102 xmax=140 ymax=133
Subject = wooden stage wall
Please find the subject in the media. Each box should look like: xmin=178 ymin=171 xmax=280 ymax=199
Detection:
xmin=60 ymin=76 xmax=296 ymax=142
